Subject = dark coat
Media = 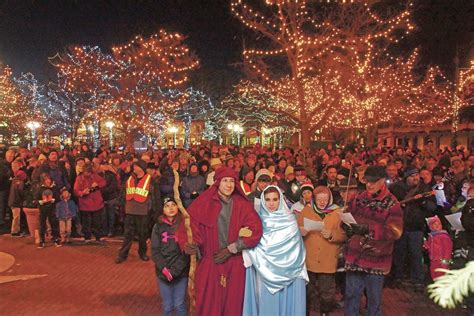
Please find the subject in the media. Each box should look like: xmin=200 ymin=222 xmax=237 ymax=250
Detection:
xmin=151 ymin=217 xmax=190 ymax=281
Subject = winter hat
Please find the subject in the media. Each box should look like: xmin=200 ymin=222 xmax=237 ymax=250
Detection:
xmin=294 ymin=165 xmax=306 ymax=175
xmin=403 ymin=166 xmax=419 ymax=179
xmin=210 ymin=157 xmax=222 ymax=167
xmin=133 ymin=160 xmax=147 ymax=173
xmin=38 ymin=154 xmax=47 ymax=162
xmin=255 ymin=168 xmax=272 ymax=182
xmin=75 ymin=157 xmax=86 ymax=164
xmin=300 ymin=182 xmax=315 ymax=194
xmin=364 ymin=166 xmax=387 ymax=182
xmin=225 ymin=154 xmax=234 ymax=162
xmin=426 ymin=215 xmax=442 ymax=231
xmin=146 ymin=162 xmax=158 ymax=170
xmin=285 ymin=166 xmax=294 ymax=176
xmin=163 ymin=196 xmax=177 ymax=206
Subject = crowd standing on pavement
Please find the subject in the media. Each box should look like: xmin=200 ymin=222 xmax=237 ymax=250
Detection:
xmin=0 ymin=140 xmax=473 ymax=316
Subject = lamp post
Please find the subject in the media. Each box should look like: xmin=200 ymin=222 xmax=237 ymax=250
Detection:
xmin=227 ymin=123 xmax=243 ymax=146
xmin=105 ymin=121 xmax=115 ymax=148
xmin=26 ymin=121 xmax=41 ymax=148
xmin=168 ymin=126 xmax=178 ymax=148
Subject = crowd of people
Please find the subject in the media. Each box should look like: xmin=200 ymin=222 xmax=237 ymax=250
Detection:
xmin=0 ymin=141 xmax=473 ymax=316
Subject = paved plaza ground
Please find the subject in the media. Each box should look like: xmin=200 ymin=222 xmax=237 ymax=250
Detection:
xmin=0 ymin=234 xmax=468 ymax=316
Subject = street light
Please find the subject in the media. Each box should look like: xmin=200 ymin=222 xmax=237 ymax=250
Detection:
xmin=105 ymin=121 xmax=115 ymax=148
xmin=227 ymin=123 xmax=243 ymax=146
xmin=26 ymin=121 xmax=41 ymax=147
xmin=168 ymin=126 xmax=178 ymax=148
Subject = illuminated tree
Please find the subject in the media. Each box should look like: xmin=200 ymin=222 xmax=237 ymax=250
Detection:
xmin=232 ymin=0 xmax=455 ymax=146
xmin=50 ymin=31 xmax=199 ymax=147
xmin=0 ymin=63 xmax=36 ymax=140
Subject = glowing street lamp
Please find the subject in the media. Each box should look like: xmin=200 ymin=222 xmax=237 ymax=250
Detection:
xmin=26 ymin=121 xmax=41 ymax=147
xmin=227 ymin=123 xmax=243 ymax=146
xmin=168 ymin=126 xmax=178 ymax=148
xmin=105 ymin=121 xmax=115 ymax=148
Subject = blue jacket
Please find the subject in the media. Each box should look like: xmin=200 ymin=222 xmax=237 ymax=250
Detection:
xmin=55 ymin=199 xmax=78 ymax=219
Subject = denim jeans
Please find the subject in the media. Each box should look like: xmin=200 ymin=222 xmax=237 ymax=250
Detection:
xmin=393 ymin=230 xmax=424 ymax=284
xmin=102 ymin=198 xmax=118 ymax=235
xmin=345 ymin=272 xmax=384 ymax=316
xmin=157 ymin=276 xmax=188 ymax=316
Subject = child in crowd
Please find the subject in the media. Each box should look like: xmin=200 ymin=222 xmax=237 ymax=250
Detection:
xmin=424 ymin=215 xmax=453 ymax=280
xmin=38 ymin=188 xmax=61 ymax=248
xmin=55 ymin=188 xmax=78 ymax=244
xmin=151 ymin=197 xmax=189 ymax=316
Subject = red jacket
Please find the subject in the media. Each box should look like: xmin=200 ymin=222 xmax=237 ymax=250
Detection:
xmin=74 ymin=173 xmax=106 ymax=211
xmin=344 ymin=185 xmax=403 ymax=275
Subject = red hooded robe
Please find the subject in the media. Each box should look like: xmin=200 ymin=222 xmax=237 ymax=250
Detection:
xmin=178 ymin=167 xmax=263 ymax=316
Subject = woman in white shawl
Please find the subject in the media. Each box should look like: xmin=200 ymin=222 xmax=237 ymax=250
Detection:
xmin=243 ymin=185 xmax=308 ymax=315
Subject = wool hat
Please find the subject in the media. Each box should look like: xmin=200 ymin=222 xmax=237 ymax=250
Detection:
xmin=210 ymin=157 xmax=222 ymax=167
xmin=285 ymin=166 xmax=294 ymax=176
xmin=38 ymin=153 xmax=47 ymax=161
xmin=300 ymin=182 xmax=315 ymax=193
xmin=133 ymin=160 xmax=148 ymax=172
xmin=432 ymin=167 xmax=444 ymax=177
xmin=255 ymin=168 xmax=272 ymax=182
xmin=364 ymin=166 xmax=387 ymax=182
xmin=225 ymin=154 xmax=234 ymax=162
xmin=294 ymin=165 xmax=306 ymax=175
xmin=163 ymin=196 xmax=177 ymax=206
xmin=403 ymin=166 xmax=419 ymax=178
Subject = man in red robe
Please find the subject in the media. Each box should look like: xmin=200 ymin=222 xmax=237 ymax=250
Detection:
xmin=179 ymin=167 xmax=263 ymax=316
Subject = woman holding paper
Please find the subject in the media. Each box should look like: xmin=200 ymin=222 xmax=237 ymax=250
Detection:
xmin=242 ymin=185 xmax=308 ymax=315
xmin=297 ymin=185 xmax=346 ymax=316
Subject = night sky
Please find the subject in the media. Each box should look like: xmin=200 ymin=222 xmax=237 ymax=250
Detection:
xmin=0 ymin=0 xmax=472 ymax=86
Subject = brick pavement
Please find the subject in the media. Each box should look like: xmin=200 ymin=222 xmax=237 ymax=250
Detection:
xmin=0 ymin=235 xmax=469 ymax=316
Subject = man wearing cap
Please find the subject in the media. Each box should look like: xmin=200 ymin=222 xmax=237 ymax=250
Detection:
xmin=343 ymin=166 xmax=403 ymax=316
xmin=247 ymin=169 xmax=272 ymax=203
xmin=116 ymin=160 xmax=161 ymax=263
xmin=389 ymin=166 xmax=437 ymax=290
xmin=178 ymin=167 xmax=263 ymax=316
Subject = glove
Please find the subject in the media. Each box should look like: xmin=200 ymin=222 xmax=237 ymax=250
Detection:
xmin=213 ymin=247 xmax=232 ymax=264
xmin=341 ymin=223 xmax=354 ymax=238
xmin=162 ymin=267 xmax=173 ymax=282
xmin=351 ymin=224 xmax=369 ymax=236
xmin=184 ymin=243 xmax=199 ymax=255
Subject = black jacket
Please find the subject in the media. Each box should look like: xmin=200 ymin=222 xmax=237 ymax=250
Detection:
xmin=461 ymin=199 xmax=474 ymax=248
xmin=151 ymin=217 xmax=190 ymax=281
xmin=101 ymin=170 xmax=120 ymax=201
xmin=389 ymin=181 xmax=437 ymax=232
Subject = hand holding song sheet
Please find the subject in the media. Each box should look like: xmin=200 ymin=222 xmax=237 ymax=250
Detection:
xmin=303 ymin=218 xmax=324 ymax=232
xmin=339 ymin=212 xmax=358 ymax=225
xmin=445 ymin=212 xmax=464 ymax=231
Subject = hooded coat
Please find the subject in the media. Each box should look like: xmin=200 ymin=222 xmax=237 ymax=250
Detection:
xmin=178 ymin=167 xmax=263 ymax=316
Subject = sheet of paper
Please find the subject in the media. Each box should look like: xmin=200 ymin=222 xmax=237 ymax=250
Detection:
xmin=339 ymin=212 xmax=358 ymax=225
xmin=445 ymin=212 xmax=464 ymax=231
xmin=434 ymin=189 xmax=447 ymax=207
xmin=303 ymin=218 xmax=324 ymax=232
xmin=254 ymin=198 xmax=261 ymax=212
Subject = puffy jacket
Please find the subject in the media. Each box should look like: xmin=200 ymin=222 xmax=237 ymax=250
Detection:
xmin=101 ymin=170 xmax=121 ymax=201
xmin=40 ymin=161 xmax=69 ymax=190
xmin=74 ymin=173 xmax=106 ymax=211
xmin=151 ymin=216 xmax=190 ymax=281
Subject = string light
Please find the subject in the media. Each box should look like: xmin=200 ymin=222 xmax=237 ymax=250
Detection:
xmin=231 ymin=0 xmax=458 ymax=144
